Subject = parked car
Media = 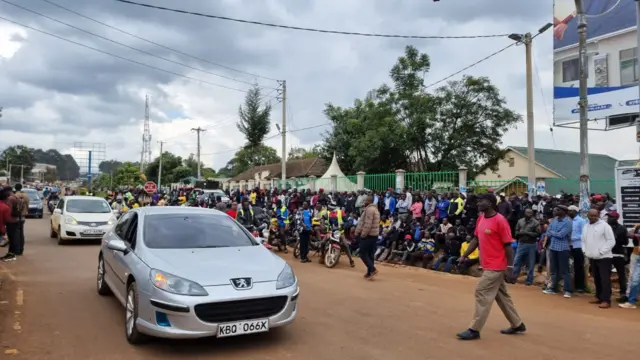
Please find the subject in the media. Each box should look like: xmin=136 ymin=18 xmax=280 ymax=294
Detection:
xmin=50 ymin=196 xmax=117 ymax=245
xmin=96 ymin=206 xmax=299 ymax=344
xmin=23 ymin=188 xmax=43 ymax=219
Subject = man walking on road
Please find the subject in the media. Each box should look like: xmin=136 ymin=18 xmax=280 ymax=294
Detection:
xmin=13 ymin=183 xmax=29 ymax=256
xmin=456 ymin=193 xmax=525 ymax=341
xmin=354 ymin=195 xmax=380 ymax=280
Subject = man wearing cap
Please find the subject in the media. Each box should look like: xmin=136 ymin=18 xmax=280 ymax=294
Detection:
xmin=582 ymin=209 xmax=616 ymax=308
xmin=456 ymin=193 xmax=525 ymax=340
xmin=543 ymin=205 xmax=573 ymax=297
xmin=606 ymin=211 xmax=629 ymax=303
xmin=568 ymin=205 xmax=587 ymax=293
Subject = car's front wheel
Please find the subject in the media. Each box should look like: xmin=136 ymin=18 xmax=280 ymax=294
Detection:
xmin=96 ymin=255 xmax=112 ymax=296
xmin=50 ymin=222 xmax=57 ymax=238
xmin=125 ymin=282 xmax=149 ymax=345
xmin=57 ymin=226 xmax=65 ymax=245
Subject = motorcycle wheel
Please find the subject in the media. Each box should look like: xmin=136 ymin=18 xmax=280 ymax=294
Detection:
xmin=324 ymin=245 xmax=341 ymax=268
xmin=293 ymin=242 xmax=300 ymax=259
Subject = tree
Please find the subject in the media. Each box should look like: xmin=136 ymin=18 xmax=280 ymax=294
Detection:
xmin=0 ymin=146 xmax=36 ymax=180
xmin=144 ymin=152 xmax=183 ymax=184
xmin=32 ymin=149 xmax=80 ymax=181
xmin=171 ymin=166 xmax=192 ymax=182
xmin=320 ymin=45 xmax=521 ymax=174
xmin=218 ymin=145 xmax=280 ymax=178
xmin=113 ymin=162 xmax=142 ymax=187
xmin=98 ymin=160 xmax=123 ymax=174
xmin=43 ymin=167 xmax=57 ymax=183
xmin=237 ymin=85 xmax=272 ymax=148
xmin=202 ymin=167 xmax=216 ymax=179
xmin=183 ymin=154 xmax=206 ymax=177
xmin=288 ymin=145 xmax=322 ymax=160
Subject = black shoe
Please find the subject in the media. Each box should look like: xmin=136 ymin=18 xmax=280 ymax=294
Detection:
xmin=616 ymin=296 xmax=629 ymax=303
xmin=1 ymin=253 xmax=16 ymax=262
xmin=456 ymin=329 xmax=480 ymax=340
xmin=500 ymin=323 xmax=526 ymax=335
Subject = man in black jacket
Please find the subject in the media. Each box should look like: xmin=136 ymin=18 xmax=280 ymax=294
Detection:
xmin=607 ymin=211 xmax=629 ymax=303
xmin=237 ymin=199 xmax=259 ymax=229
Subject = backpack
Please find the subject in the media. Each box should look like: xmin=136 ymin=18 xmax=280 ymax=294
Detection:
xmin=11 ymin=195 xmax=25 ymax=219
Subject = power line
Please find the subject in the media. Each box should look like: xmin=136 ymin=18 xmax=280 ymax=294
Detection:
xmin=113 ymin=0 xmax=510 ymax=40
xmin=4 ymin=0 xmax=276 ymax=90
xmin=39 ymin=0 xmax=280 ymax=82
xmin=0 ymin=15 xmax=248 ymax=93
xmin=424 ymin=42 xmax=517 ymax=89
xmin=201 ymin=123 xmax=331 ymax=156
xmin=532 ymin=46 xmax=557 ymax=149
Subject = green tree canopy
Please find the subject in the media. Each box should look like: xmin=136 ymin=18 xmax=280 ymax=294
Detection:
xmin=217 ymin=144 xmax=280 ymax=178
xmin=98 ymin=160 xmax=123 ymax=174
xmin=32 ymin=148 xmax=80 ymax=181
xmin=288 ymin=145 xmax=322 ymax=160
xmin=320 ymin=45 xmax=521 ymax=174
xmin=237 ymin=85 xmax=272 ymax=148
xmin=0 ymin=146 xmax=36 ymax=180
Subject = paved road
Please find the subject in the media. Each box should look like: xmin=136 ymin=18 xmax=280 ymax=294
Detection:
xmin=0 ymin=217 xmax=639 ymax=359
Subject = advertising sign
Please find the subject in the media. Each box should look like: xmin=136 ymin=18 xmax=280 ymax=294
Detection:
xmin=615 ymin=166 xmax=640 ymax=228
xmin=553 ymin=0 xmax=637 ymax=124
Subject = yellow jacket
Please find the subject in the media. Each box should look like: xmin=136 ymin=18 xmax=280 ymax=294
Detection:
xmin=460 ymin=241 xmax=479 ymax=260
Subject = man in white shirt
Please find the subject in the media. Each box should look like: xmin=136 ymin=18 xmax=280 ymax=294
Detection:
xmin=582 ymin=209 xmax=616 ymax=308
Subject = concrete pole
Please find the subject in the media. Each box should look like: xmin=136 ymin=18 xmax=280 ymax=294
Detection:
xmin=524 ymin=32 xmax=536 ymax=195
xmin=575 ymin=0 xmax=590 ymax=217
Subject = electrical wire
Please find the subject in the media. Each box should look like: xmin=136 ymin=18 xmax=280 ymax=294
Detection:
xmin=4 ymin=0 xmax=277 ymax=90
xmin=0 ymin=15 xmax=249 ymax=93
xmin=113 ymin=0 xmax=510 ymax=40
xmin=200 ymin=123 xmax=331 ymax=156
xmin=424 ymin=42 xmax=517 ymax=89
xmin=532 ymin=46 xmax=557 ymax=149
xmin=38 ymin=0 xmax=280 ymax=82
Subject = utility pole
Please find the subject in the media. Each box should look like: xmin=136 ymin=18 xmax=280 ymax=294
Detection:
xmin=575 ymin=0 xmax=590 ymax=217
xmin=158 ymin=141 xmax=166 ymax=188
xmin=191 ymin=127 xmax=205 ymax=179
xmin=508 ymin=23 xmax=551 ymax=196
xmin=636 ymin=0 xmax=640 ymax=157
xmin=20 ymin=165 xmax=23 ymax=185
xmin=280 ymin=80 xmax=287 ymax=188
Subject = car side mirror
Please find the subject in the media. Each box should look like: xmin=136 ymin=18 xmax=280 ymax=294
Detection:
xmin=107 ymin=239 xmax=129 ymax=255
xmin=53 ymin=208 xmax=62 ymax=215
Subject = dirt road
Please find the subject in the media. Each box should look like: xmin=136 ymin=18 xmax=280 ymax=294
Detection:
xmin=0 ymin=216 xmax=638 ymax=359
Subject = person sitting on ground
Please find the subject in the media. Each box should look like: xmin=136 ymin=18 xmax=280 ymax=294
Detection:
xmin=435 ymin=217 xmax=452 ymax=246
xmin=406 ymin=232 xmax=437 ymax=268
xmin=457 ymin=235 xmax=480 ymax=274
xmin=432 ymin=232 xmax=461 ymax=272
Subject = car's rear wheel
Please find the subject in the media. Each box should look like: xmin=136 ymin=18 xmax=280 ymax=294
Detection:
xmin=97 ymin=255 xmax=112 ymax=296
xmin=125 ymin=282 xmax=149 ymax=345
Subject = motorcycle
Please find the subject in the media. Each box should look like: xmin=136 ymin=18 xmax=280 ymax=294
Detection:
xmin=248 ymin=224 xmax=270 ymax=248
xmin=267 ymin=219 xmax=288 ymax=253
xmin=323 ymin=228 xmax=344 ymax=268
xmin=48 ymin=199 xmax=59 ymax=214
xmin=292 ymin=228 xmax=324 ymax=259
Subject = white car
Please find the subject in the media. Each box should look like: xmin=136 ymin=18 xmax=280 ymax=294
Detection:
xmin=50 ymin=196 xmax=118 ymax=245
xmin=203 ymin=189 xmax=231 ymax=203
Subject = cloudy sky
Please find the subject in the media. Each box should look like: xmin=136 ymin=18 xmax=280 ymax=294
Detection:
xmin=0 ymin=0 xmax=636 ymax=174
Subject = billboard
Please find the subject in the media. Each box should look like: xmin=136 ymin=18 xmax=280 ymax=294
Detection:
xmin=553 ymin=0 xmax=638 ymax=125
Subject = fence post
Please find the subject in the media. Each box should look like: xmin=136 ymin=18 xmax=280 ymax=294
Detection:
xmin=459 ymin=166 xmax=468 ymax=194
xmin=356 ymin=171 xmax=365 ymax=190
xmin=308 ymin=175 xmax=316 ymax=192
xmin=289 ymin=177 xmax=296 ymax=189
xmin=330 ymin=175 xmax=338 ymax=193
xmin=270 ymin=179 xmax=275 ymax=189
xmin=395 ymin=169 xmax=405 ymax=192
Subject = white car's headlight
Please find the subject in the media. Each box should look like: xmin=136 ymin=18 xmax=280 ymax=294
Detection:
xmin=65 ymin=216 xmax=77 ymax=225
xmin=276 ymin=264 xmax=296 ymax=290
xmin=36 ymin=202 xmax=42 ymax=209
xmin=150 ymin=269 xmax=208 ymax=296
xmin=107 ymin=216 xmax=117 ymax=225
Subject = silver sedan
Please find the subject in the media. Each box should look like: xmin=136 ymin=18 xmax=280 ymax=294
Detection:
xmin=96 ymin=206 xmax=299 ymax=344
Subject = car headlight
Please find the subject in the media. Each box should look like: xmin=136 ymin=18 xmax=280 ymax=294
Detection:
xmin=36 ymin=202 xmax=42 ymax=209
xmin=107 ymin=216 xmax=117 ymax=225
xmin=65 ymin=216 xmax=77 ymax=225
xmin=276 ymin=264 xmax=296 ymax=290
xmin=150 ymin=269 xmax=208 ymax=296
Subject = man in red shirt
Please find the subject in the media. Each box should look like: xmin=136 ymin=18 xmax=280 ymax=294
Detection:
xmin=456 ymin=193 xmax=525 ymax=340
xmin=226 ymin=202 xmax=238 ymax=220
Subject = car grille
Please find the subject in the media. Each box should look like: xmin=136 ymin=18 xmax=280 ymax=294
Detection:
xmin=194 ymin=296 xmax=288 ymax=323
xmin=77 ymin=221 xmax=108 ymax=226
xmin=80 ymin=233 xmax=104 ymax=239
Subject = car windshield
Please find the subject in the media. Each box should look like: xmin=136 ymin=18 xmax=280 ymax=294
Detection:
xmin=143 ymin=214 xmax=257 ymax=249
xmin=66 ymin=199 xmax=111 ymax=213
xmin=24 ymin=191 xmax=40 ymax=201
xmin=212 ymin=190 xmax=225 ymax=197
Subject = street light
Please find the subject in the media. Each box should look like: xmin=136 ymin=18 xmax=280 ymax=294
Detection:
xmin=508 ymin=22 xmax=552 ymax=196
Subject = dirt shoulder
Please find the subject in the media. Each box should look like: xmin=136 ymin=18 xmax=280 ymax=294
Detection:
xmin=0 ymin=271 xmax=19 ymax=356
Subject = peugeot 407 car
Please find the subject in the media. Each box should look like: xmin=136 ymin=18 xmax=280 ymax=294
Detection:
xmin=96 ymin=207 xmax=299 ymax=345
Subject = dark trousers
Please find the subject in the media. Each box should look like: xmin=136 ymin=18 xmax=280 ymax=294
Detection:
xmin=549 ymin=249 xmax=571 ymax=293
xmin=612 ymin=256 xmax=627 ymax=297
xmin=591 ymin=258 xmax=613 ymax=303
xmin=571 ymin=248 xmax=586 ymax=291
xmin=6 ymin=222 xmax=20 ymax=256
xmin=359 ymin=236 xmax=377 ymax=275
xmin=17 ymin=219 xmax=25 ymax=255
xmin=299 ymin=230 xmax=310 ymax=260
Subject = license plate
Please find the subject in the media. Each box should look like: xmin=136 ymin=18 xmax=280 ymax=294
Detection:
xmin=217 ymin=319 xmax=269 ymax=338
xmin=82 ymin=229 xmax=103 ymax=235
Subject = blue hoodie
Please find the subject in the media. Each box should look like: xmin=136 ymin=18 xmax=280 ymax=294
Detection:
xmin=385 ymin=193 xmax=397 ymax=214
xmin=436 ymin=199 xmax=450 ymax=219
